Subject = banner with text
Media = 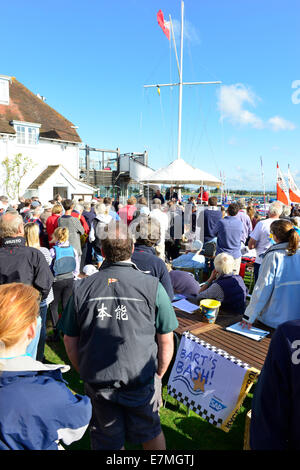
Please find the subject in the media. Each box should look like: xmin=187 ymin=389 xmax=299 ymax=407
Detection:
xmin=167 ymin=332 xmax=259 ymax=432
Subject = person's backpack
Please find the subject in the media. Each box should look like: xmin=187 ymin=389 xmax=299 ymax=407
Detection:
xmin=92 ymin=219 xmax=107 ymax=253
xmin=52 ymin=245 xmax=76 ymax=276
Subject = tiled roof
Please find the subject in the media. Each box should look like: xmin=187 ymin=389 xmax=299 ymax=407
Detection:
xmin=0 ymin=78 xmax=81 ymax=143
xmin=28 ymin=165 xmax=60 ymax=189
xmin=28 ymin=164 xmax=96 ymax=190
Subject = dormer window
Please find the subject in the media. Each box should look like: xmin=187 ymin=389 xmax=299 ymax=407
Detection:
xmin=0 ymin=76 xmax=10 ymax=105
xmin=12 ymin=121 xmax=41 ymax=145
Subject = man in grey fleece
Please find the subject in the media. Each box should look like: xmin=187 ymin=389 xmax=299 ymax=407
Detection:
xmin=58 ymin=199 xmax=84 ymax=265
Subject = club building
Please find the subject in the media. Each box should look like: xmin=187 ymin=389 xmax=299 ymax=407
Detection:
xmin=0 ymin=75 xmax=95 ymax=202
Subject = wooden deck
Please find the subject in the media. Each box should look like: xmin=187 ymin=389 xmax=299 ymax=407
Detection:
xmin=174 ymin=307 xmax=272 ymax=371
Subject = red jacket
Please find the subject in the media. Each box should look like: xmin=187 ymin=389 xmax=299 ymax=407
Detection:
xmin=118 ymin=205 xmax=136 ymax=225
xmin=46 ymin=214 xmax=60 ymax=247
xmin=197 ymin=191 xmax=209 ymax=202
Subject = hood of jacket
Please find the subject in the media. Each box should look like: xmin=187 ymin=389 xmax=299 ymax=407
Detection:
xmin=261 ymin=241 xmax=290 ymax=259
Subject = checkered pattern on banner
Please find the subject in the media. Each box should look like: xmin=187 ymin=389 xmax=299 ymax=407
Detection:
xmin=183 ymin=331 xmax=250 ymax=369
xmin=167 ymin=386 xmax=223 ymax=427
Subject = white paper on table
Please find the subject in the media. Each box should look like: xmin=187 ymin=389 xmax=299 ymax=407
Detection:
xmin=172 ymin=298 xmax=199 ymax=314
xmin=172 ymin=294 xmax=186 ymax=301
xmin=226 ymin=322 xmax=269 ymax=341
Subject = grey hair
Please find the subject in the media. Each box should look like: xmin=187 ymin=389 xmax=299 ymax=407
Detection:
xmin=269 ymin=201 xmax=283 ymax=217
xmin=95 ymin=203 xmax=109 ymax=216
xmin=0 ymin=212 xmax=24 ymax=238
xmin=214 ymin=252 xmax=235 ymax=275
xmin=83 ymin=202 xmax=91 ymax=211
xmin=281 ymin=205 xmax=291 ymax=217
xmin=73 ymin=204 xmax=84 ymax=213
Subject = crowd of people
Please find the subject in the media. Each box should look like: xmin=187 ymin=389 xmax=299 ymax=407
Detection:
xmin=0 ymin=188 xmax=300 ymax=450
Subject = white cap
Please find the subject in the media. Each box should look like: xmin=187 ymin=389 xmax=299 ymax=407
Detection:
xmin=82 ymin=264 xmax=98 ymax=276
xmin=191 ymin=240 xmax=203 ymax=251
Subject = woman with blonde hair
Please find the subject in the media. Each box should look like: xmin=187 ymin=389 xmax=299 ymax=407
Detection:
xmin=49 ymin=227 xmax=79 ymax=341
xmin=0 ymin=282 xmax=92 ymax=449
xmin=24 ymin=222 xmax=54 ymax=360
xmin=242 ymin=219 xmax=300 ymax=330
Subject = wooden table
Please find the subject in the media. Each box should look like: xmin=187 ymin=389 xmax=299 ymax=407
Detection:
xmin=174 ymin=308 xmax=271 ymax=371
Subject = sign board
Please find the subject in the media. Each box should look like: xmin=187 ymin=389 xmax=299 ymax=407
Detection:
xmin=167 ymin=332 xmax=259 ymax=432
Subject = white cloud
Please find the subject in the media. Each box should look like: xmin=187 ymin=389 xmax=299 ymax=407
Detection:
xmin=217 ymin=84 xmax=264 ymax=129
xmin=217 ymin=83 xmax=296 ymax=132
xmin=268 ymin=116 xmax=296 ymax=131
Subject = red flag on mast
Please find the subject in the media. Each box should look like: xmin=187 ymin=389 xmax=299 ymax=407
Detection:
xmin=276 ymin=163 xmax=289 ymax=205
xmin=157 ymin=10 xmax=170 ymax=40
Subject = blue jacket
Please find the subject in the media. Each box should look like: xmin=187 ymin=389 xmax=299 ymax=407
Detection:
xmin=242 ymin=242 xmax=300 ymax=328
xmin=0 ymin=356 xmax=92 ymax=450
xmin=214 ymin=216 xmax=243 ymax=259
xmin=251 ymin=320 xmax=300 ymax=449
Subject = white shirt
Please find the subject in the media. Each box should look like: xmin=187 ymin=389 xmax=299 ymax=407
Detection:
xmin=150 ymin=208 xmax=169 ymax=240
xmin=250 ymin=217 xmax=279 ymax=264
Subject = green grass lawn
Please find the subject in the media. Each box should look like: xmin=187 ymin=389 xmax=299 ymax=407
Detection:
xmin=45 ymin=339 xmax=253 ymax=451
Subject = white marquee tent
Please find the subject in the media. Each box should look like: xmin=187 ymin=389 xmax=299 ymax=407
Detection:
xmin=139 ymin=158 xmax=221 ymax=186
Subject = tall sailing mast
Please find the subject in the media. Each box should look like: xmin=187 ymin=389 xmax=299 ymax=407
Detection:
xmin=144 ymin=0 xmax=222 ymax=163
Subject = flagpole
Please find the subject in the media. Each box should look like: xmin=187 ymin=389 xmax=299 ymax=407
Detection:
xmin=260 ymin=156 xmax=266 ymax=206
xmin=177 ymin=0 xmax=184 ymax=161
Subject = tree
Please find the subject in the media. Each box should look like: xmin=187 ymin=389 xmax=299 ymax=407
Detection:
xmin=1 ymin=153 xmax=36 ymax=200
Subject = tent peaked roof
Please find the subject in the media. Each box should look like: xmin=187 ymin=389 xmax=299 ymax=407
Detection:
xmin=139 ymin=158 xmax=221 ymax=186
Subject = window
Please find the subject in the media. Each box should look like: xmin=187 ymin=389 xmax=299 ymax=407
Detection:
xmin=16 ymin=126 xmax=26 ymax=145
xmin=28 ymin=127 xmax=38 ymax=145
xmin=0 ymin=77 xmax=10 ymax=105
xmin=12 ymin=121 xmax=41 ymax=145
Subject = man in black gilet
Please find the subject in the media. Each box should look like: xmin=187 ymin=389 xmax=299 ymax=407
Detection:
xmin=59 ymin=221 xmax=178 ymax=450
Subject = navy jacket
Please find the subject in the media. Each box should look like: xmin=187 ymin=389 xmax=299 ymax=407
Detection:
xmin=73 ymin=262 xmax=160 ymax=387
xmin=203 ymin=209 xmax=222 ymax=243
xmin=0 ymin=356 xmax=91 ymax=450
xmin=0 ymin=237 xmax=53 ymax=300
xmin=131 ymin=244 xmax=174 ymax=300
xmin=215 ymin=274 xmax=247 ymax=313
xmin=250 ymin=320 xmax=300 ymax=450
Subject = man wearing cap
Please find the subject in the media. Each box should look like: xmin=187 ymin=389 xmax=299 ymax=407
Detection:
xmin=59 ymin=221 xmax=178 ymax=451
xmin=40 ymin=203 xmax=53 ymax=226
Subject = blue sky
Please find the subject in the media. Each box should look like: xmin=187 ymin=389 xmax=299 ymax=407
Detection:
xmin=2 ymin=0 xmax=299 ymax=190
